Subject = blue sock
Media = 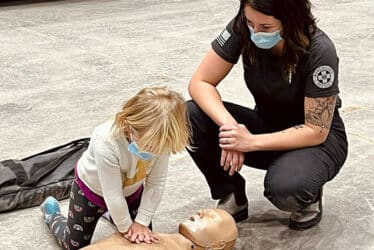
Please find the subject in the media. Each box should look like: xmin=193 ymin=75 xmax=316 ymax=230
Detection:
xmin=40 ymin=196 xmax=61 ymax=224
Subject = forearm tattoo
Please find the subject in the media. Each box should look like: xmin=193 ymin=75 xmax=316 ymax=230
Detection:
xmin=305 ymin=96 xmax=337 ymax=133
xmin=293 ymin=125 xmax=304 ymax=129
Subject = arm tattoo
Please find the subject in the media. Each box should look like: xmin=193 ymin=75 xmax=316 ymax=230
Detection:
xmin=293 ymin=125 xmax=304 ymax=129
xmin=305 ymin=96 xmax=337 ymax=133
xmin=280 ymin=125 xmax=303 ymax=133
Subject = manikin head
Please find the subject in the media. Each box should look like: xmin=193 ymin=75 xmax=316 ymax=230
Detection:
xmin=179 ymin=208 xmax=238 ymax=250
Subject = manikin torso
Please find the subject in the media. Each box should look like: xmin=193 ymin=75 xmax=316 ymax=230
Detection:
xmin=83 ymin=209 xmax=238 ymax=250
xmin=83 ymin=233 xmax=194 ymax=250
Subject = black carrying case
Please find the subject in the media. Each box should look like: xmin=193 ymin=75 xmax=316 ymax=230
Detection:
xmin=0 ymin=138 xmax=89 ymax=212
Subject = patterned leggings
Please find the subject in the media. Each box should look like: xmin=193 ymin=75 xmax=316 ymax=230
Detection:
xmin=47 ymin=181 xmax=142 ymax=250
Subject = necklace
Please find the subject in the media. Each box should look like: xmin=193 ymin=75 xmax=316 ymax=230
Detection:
xmin=288 ymin=64 xmax=297 ymax=84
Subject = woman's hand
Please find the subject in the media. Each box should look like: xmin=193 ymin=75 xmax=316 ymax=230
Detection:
xmin=219 ymin=123 xmax=249 ymax=175
xmin=220 ymin=149 xmax=244 ymax=175
xmin=124 ymin=222 xmax=159 ymax=244
xmin=219 ymin=124 xmax=257 ymax=152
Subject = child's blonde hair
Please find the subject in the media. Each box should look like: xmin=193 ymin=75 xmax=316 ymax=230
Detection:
xmin=113 ymin=86 xmax=190 ymax=155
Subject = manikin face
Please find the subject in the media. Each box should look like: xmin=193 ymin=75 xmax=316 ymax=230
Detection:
xmin=179 ymin=209 xmax=238 ymax=250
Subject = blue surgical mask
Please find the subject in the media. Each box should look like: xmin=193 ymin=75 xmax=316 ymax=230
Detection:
xmin=248 ymin=26 xmax=282 ymax=49
xmin=127 ymin=141 xmax=154 ymax=160
xmin=127 ymin=129 xmax=154 ymax=160
xmin=127 ymin=141 xmax=154 ymax=161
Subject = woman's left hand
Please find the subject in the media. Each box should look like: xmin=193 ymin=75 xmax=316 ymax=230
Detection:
xmin=219 ymin=124 xmax=256 ymax=152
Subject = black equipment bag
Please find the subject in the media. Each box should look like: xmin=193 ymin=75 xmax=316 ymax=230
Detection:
xmin=0 ymin=138 xmax=90 ymax=213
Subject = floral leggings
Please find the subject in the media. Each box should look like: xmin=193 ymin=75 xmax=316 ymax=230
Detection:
xmin=47 ymin=181 xmax=142 ymax=250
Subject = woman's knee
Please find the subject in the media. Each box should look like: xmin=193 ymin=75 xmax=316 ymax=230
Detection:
xmin=186 ymin=100 xmax=202 ymax=121
xmin=264 ymin=172 xmax=321 ymax=212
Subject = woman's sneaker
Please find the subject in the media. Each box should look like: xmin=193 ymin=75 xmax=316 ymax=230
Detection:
xmin=289 ymin=189 xmax=323 ymax=230
xmin=217 ymin=192 xmax=248 ymax=222
xmin=40 ymin=196 xmax=61 ymax=224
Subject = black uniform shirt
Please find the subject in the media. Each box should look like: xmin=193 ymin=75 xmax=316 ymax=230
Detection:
xmin=212 ymin=19 xmax=342 ymax=130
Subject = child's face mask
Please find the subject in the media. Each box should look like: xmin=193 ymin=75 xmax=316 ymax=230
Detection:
xmin=127 ymin=129 xmax=154 ymax=160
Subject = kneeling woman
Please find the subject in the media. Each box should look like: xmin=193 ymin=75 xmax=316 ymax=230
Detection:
xmin=187 ymin=0 xmax=348 ymax=230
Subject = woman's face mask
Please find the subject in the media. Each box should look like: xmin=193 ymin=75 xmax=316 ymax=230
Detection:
xmin=248 ymin=26 xmax=282 ymax=49
xmin=127 ymin=129 xmax=154 ymax=160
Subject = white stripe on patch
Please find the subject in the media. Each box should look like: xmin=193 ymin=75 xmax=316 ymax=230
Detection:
xmin=216 ymin=28 xmax=231 ymax=47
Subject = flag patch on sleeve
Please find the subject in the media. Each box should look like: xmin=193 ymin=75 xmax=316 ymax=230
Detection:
xmin=217 ymin=29 xmax=231 ymax=47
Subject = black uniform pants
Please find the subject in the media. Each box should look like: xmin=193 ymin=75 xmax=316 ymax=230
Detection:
xmin=186 ymin=100 xmax=348 ymax=212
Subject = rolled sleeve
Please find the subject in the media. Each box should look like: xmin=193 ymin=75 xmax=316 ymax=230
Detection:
xmin=304 ymin=31 xmax=340 ymax=98
xmin=211 ymin=18 xmax=244 ymax=64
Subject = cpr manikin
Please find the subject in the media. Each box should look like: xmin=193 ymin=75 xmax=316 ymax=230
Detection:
xmin=83 ymin=208 xmax=238 ymax=250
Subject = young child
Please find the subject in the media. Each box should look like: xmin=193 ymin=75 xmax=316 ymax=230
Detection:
xmin=40 ymin=86 xmax=190 ymax=249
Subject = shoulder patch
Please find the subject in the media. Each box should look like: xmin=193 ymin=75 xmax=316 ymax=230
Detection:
xmin=312 ymin=65 xmax=335 ymax=88
xmin=216 ymin=28 xmax=231 ymax=47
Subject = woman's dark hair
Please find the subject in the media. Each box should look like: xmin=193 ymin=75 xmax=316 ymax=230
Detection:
xmin=234 ymin=0 xmax=317 ymax=78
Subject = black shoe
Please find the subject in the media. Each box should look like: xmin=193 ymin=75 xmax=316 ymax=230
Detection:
xmin=217 ymin=192 xmax=248 ymax=222
xmin=289 ymin=190 xmax=323 ymax=230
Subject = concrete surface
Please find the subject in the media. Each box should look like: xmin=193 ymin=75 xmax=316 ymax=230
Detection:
xmin=0 ymin=0 xmax=373 ymax=249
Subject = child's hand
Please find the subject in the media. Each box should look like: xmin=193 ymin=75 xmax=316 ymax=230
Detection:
xmin=124 ymin=222 xmax=160 ymax=244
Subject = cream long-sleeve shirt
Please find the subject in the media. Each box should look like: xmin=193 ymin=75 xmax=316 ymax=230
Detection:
xmin=76 ymin=120 xmax=169 ymax=233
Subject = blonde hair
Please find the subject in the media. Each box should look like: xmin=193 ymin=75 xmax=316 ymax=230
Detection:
xmin=113 ymin=86 xmax=190 ymax=155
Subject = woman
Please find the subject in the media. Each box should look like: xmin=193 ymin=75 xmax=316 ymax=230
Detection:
xmin=187 ymin=0 xmax=348 ymax=230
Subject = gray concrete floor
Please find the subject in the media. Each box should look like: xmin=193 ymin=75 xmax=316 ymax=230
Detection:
xmin=0 ymin=0 xmax=373 ymax=249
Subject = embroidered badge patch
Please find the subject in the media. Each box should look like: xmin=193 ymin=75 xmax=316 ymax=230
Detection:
xmin=312 ymin=65 xmax=334 ymax=88
xmin=217 ymin=28 xmax=231 ymax=47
